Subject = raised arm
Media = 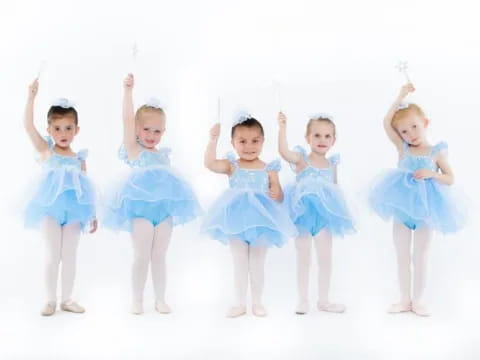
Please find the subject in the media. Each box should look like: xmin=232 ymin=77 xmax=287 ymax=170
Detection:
xmin=384 ymin=83 xmax=415 ymax=151
xmin=277 ymin=112 xmax=301 ymax=164
xmin=204 ymin=123 xmax=232 ymax=174
xmin=24 ymin=78 xmax=49 ymax=154
xmin=122 ymin=73 xmax=138 ymax=155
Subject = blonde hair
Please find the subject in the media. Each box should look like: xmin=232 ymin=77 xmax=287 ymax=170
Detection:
xmin=305 ymin=116 xmax=336 ymax=137
xmin=392 ymin=103 xmax=425 ymax=128
xmin=135 ymin=105 xmax=166 ymax=123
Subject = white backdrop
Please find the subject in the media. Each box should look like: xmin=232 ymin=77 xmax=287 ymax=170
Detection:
xmin=1 ymin=0 xmax=479 ymax=359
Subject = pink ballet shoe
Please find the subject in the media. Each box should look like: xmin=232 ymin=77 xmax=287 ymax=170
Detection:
xmin=252 ymin=304 xmax=268 ymax=317
xmin=411 ymin=303 xmax=431 ymax=317
xmin=226 ymin=305 xmax=246 ymax=318
xmin=387 ymin=301 xmax=412 ymax=314
xmin=317 ymin=302 xmax=346 ymax=313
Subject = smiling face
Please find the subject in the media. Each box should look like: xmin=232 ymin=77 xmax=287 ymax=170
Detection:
xmin=305 ymin=119 xmax=336 ymax=155
xmin=135 ymin=108 xmax=166 ymax=149
xmin=393 ymin=111 xmax=429 ymax=146
xmin=231 ymin=125 xmax=264 ymax=161
xmin=47 ymin=117 xmax=79 ymax=148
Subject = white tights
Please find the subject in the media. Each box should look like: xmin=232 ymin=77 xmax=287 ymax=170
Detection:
xmin=295 ymin=228 xmax=333 ymax=305
xmin=131 ymin=218 xmax=172 ymax=304
xmin=393 ymin=222 xmax=432 ymax=305
xmin=43 ymin=216 xmax=81 ymax=303
xmin=229 ymin=239 xmax=268 ymax=306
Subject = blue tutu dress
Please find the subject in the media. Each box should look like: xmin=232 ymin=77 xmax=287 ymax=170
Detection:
xmin=25 ymin=136 xmax=96 ymax=230
xmin=369 ymin=141 xmax=466 ymax=233
xmin=286 ymin=146 xmax=356 ymax=237
xmin=201 ymin=153 xmax=297 ymax=247
xmin=102 ymin=144 xmax=202 ymax=232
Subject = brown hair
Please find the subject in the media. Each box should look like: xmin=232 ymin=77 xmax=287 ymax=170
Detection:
xmin=135 ymin=105 xmax=166 ymax=123
xmin=392 ymin=103 xmax=425 ymax=128
xmin=306 ymin=116 xmax=336 ymax=137
xmin=231 ymin=117 xmax=264 ymax=138
xmin=47 ymin=106 xmax=78 ymax=125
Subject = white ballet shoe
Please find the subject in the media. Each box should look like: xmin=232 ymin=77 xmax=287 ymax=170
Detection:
xmin=317 ymin=302 xmax=346 ymax=313
xmin=295 ymin=301 xmax=309 ymax=315
xmin=60 ymin=301 xmax=85 ymax=314
xmin=41 ymin=301 xmax=56 ymax=316
xmin=388 ymin=301 xmax=412 ymax=314
xmin=412 ymin=303 xmax=431 ymax=317
xmin=252 ymin=304 xmax=268 ymax=317
xmin=131 ymin=302 xmax=144 ymax=315
xmin=226 ymin=305 xmax=247 ymax=318
xmin=155 ymin=301 xmax=171 ymax=314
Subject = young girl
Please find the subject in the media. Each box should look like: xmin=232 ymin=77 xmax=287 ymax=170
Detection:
xmin=278 ymin=112 xmax=355 ymax=315
xmin=103 ymin=74 xmax=202 ymax=315
xmin=24 ymin=79 xmax=97 ymax=316
xmin=202 ymin=113 xmax=296 ymax=318
xmin=369 ymin=83 xmax=466 ymax=316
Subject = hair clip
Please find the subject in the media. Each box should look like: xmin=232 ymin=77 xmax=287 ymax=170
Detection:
xmin=51 ymin=98 xmax=75 ymax=109
xmin=397 ymin=102 xmax=410 ymax=110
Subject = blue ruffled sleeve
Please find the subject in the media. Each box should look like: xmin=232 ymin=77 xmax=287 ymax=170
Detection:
xmin=118 ymin=144 xmax=129 ymax=163
xmin=328 ymin=154 xmax=340 ymax=166
xmin=266 ymin=159 xmax=281 ymax=172
xmin=158 ymin=147 xmax=171 ymax=165
xmin=77 ymin=149 xmax=89 ymax=161
xmin=224 ymin=152 xmax=238 ymax=167
xmin=44 ymin=136 xmax=55 ymax=149
xmin=289 ymin=145 xmax=308 ymax=171
xmin=432 ymin=141 xmax=448 ymax=156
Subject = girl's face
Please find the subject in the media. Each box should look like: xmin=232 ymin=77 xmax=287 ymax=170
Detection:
xmin=47 ymin=117 xmax=79 ymax=148
xmin=394 ymin=113 xmax=429 ymax=146
xmin=136 ymin=112 xmax=166 ymax=149
xmin=231 ymin=126 xmax=264 ymax=161
xmin=305 ymin=121 xmax=335 ymax=155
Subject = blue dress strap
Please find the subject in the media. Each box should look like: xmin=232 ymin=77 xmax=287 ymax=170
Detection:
xmin=77 ymin=149 xmax=89 ymax=161
xmin=402 ymin=141 xmax=410 ymax=153
xmin=431 ymin=141 xmax=448 ymax=156
xmin=328 ymin=153 xmax=340 ymax=166
xmin=224 ymin=152 xmax=238 ymax=167
xmin=265 ymin=159 xmax=281 ymax=172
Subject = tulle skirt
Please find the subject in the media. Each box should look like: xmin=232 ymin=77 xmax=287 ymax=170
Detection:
xmin=201 ymin=188 xmax=297 ymax=247
xmin=102 ymin=166 xmax=202 ymax=232
xmin=369 ymin=168 xmax=466 ymax=233
xmin=25 ymin=169 xmax=96 ymax=230
xmin=285 ymin=177 xmax=356 ymax=237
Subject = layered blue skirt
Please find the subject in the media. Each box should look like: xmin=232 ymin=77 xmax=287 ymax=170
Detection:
xmin=25 ymin=168 xmax=96 ymax=230
xmin=285 ymin=177 xmax=355 ymax=237
xmin=103 ymin=166 xmax=202 ymax=232
xmin=369 ymin=169 xmax=466 ymax=233
xmin=202 ymin=189 xmax=297 ymax=247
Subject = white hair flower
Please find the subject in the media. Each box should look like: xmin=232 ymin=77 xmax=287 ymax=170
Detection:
xmin=145 ymin=97 xmax=163 ymax=109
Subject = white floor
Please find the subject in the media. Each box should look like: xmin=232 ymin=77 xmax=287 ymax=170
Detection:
xmin=1 ymin=211 xmax=479 ymax=360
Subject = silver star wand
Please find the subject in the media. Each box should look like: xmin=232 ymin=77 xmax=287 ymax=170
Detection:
xmin=396 ymin=60 xmax=411 ymax=83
